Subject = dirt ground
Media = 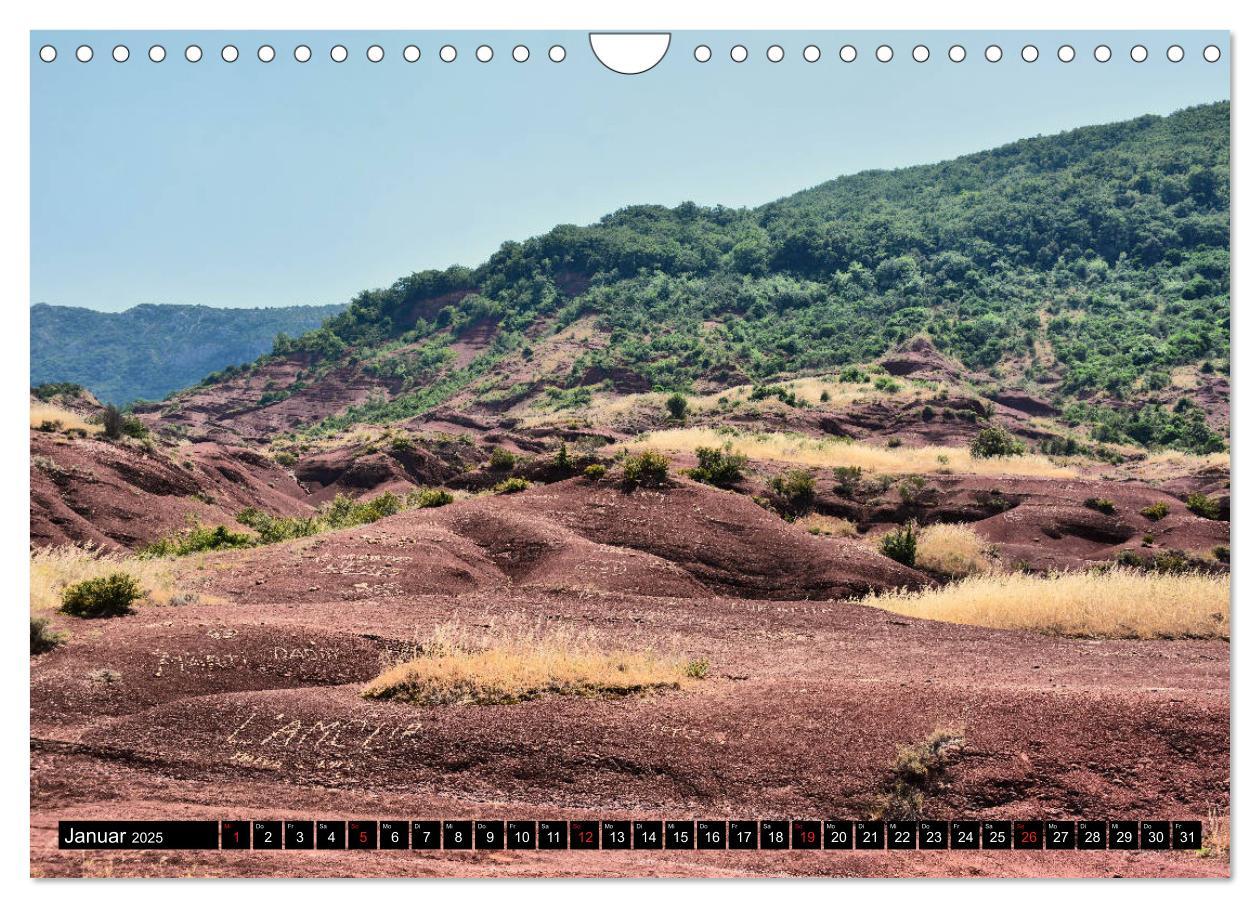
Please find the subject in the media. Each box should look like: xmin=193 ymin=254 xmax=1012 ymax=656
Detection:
xmin=31 ymin=547 xmax=1229 ymax=877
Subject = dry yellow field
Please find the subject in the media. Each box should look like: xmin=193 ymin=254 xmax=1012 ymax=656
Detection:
xmin=632 ymin=428 xmax=1077 ymax=478
xmin=861 ymin=568 xmax=1229 ymax=639
xmin=30 ymin=403 xmax=101 ymax=436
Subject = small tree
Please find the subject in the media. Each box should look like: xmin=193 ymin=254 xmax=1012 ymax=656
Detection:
xmin=770 ymin=469 xmax=816 ymax=516
xmin=665 ymin=393 xmax=689 ymax=421
xmin=969 ymin=426 xmax=1025 ymax=459
xmin=488 ymin=447 xmax=517 ymax=472
xmin=102 ymin=404 xmax=124 ymax=440
xmin=880 ymin=523 xmax=918 ymax=567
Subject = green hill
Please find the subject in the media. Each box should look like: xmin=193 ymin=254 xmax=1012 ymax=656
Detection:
xmin=210 ymin=103 xmax=1231 ymax=453
xmin=31 ymin=302 xmax=346 ymax=405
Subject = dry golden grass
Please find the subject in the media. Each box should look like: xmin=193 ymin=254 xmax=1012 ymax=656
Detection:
xmin=363 ymin=618 xmax=706 ymax=705
xmin=30 ymin=403 xmax=100 ymax=435
xmin=572 ymin=372 xmax=927 ymax=426
xmin=30 ymin=545 xmax=191 ymax=614
xmin=1199 ymin=808 xmax=1230 ymax=860
xmin=805 ymin=515 xmax=859 ymax=538
xmin=632 ymin=428 xmax=1077 ymax=479
xmin=862 ymin=567 xmax=1229 ymax=639
xmin=1141 ymin=450 xmax=1231 ymax=473
xmin=915 ymin=523 xmax=999 ymax=578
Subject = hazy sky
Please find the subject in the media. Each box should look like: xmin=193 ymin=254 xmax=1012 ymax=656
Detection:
xmin=31 ymin=30 xmax=1229 ymax=312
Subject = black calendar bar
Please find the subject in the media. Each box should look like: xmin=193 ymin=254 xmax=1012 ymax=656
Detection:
xmin=57 ymin=819 xmax=1204 ymax=852
xmin=57 ymin=821 xmax=219 ymax=849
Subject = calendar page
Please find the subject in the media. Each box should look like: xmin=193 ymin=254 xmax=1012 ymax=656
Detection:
xmin=28 ymin=29 xmax=1230 ymax=879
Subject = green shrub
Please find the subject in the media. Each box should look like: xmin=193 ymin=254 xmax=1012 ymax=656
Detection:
xmin=969 ymin=426 xmax=1026 ymax=458
xmin=389 ymin=434 xmax=416 ymax=453
xmin=60 ymin=573 xmax=143 ymax=618
xmin=686 ymin=444 xmax=747 ymax=488
xmin=488 ymin=447 xmax=517 ymax=472
xmin=407 ymin=487 xmax=454 ymax=508
xmin=873 ymin=376 xmax=901 ymax=393
xmin=323 ymin=492 xmax=403 ymax=528
xmin=494 ymin=477 xmax=531 ymax=494
xmin=1140 ymin=501 xmax=1170 ymax=521
xmin=1186 ymin=492 xmax=1221 ymax=519
xmin=236 ymin=508 xmax=320 ymax=544
xmin=880 ymin=523 xmax=918 ymax=567
xmin=583 ymin=463 xmax=607 ymax=481
xmin=921 ymin=405 xmax=936 ymax=421
xmin=1040 ymin=435 xmax=1082 ymax=457
xmin=141 ymin=523 xmax=254 ymax=557
xmin=120 ymin=415 xmax=149 ymax=439
xmin=273 ymin=450 xmax=298 ymax=467
xmin=553 ymin=443 xmax=573 ymax=471
xmin=1213 ymin=545 xmax=1230 ymax=564
xmin=832 ymin=465 xmax=864 ymax=497
xmin=819 ymin=390 xmax=831 ymax=403
xmin=665 ymin=392 xmax=688 ymax=420
xmin=684 ymin=659 xmax=710 ymax=680
xmin=621 ymin=450 xmax=670 ymax=488
xmin=1084 ymin=497 xmax=1116 ymax=515
xmin=1154 ymin=550 xmax=1192 ymax=574
xmin=30 ymin=616 xmax=64 ymax=654
xmin=898 ymin=475 xmax=930 ymax=505
xmin=769 ymin=468 xmax=816 ymax=515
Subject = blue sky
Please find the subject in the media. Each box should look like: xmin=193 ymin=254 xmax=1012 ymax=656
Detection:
xmin=31 ymin=30 xmax=1229 ymax=312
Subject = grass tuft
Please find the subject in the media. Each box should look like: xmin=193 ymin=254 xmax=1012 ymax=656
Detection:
xmin=914 ymin=523 xmax=998 ymax=578
xmin=363 ymin=619 xmax=705 ymax=706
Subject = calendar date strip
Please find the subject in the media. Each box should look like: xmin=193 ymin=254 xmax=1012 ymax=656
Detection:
xmin=58 ymin=819 xmax=1203 ymax=852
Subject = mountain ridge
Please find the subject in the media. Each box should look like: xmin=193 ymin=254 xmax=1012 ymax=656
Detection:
xmin=30 ymin=301 xmax=347 ymax=405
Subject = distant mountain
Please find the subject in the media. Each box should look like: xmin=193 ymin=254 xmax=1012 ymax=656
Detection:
xmin=30 ymin=302 xmax=347 ymax=404
xmin=163 ymin=103 xmax=1226 ymax=453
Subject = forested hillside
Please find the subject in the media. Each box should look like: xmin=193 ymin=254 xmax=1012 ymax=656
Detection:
xmin=207 ymin=103 xmax=1230 ymax=452
xmin=31 ymin=302 xmax=346 ymax=404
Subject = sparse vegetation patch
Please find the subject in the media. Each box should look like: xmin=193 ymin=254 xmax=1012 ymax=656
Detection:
xmin=872 ymin=726 xmax=966 ymax=820
xmin=633 ymin=429 xmax=1074 ymax=478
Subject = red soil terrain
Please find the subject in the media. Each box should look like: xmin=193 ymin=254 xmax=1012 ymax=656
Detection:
xmin=29 ymin=339 xmax=1231 ymax=878
xmin=31 ymin=478 xmax=1229 ymax=878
